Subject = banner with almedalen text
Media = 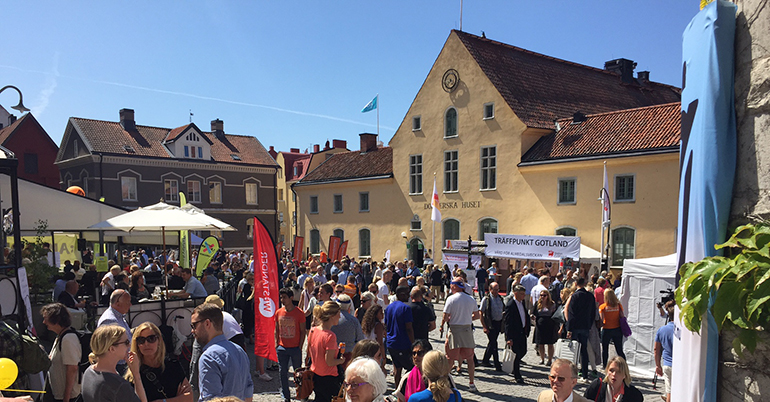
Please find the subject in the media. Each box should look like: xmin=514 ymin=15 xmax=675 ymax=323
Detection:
xmin=484 ymin=233 xmax=580 ymax=261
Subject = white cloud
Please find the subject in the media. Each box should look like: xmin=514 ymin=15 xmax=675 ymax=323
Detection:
xmin=33 ymin=52 xmax=60 ymax=116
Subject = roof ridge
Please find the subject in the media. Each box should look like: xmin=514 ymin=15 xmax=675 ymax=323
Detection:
xmin=557 ymin=101 xmax=681 ymax=122
xmin=71 ymin=117 xmax=171 ymax=131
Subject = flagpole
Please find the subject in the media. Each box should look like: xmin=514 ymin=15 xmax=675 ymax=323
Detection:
xmin=432 ymin=172 xmax=436 ymax=263
xmin=376 ymin=93 xmax=380 ymax=140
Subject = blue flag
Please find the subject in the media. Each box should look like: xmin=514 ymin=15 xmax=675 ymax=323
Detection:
xmin=361 ymin=95 xmax=377 ymax=113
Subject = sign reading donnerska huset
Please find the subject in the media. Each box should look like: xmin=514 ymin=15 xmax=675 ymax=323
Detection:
xmin=484 ymin=233 xmax=580 ymax=261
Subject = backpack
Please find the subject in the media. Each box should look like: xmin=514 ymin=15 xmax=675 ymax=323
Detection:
xmin=57 ymin=328 xmax=92 ymax=380
xmin=19 ymin=331 xmax=51 ymax=374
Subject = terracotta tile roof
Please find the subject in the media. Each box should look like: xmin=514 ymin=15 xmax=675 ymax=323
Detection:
xmin=520 ymin=102 xmax=681 ymax=164
xmin=280 ymin=152 xmax=312 ymax=182
xmin=298 ymin=147 xmax=393 ymax=184
xmin=69 ymin=117 xmax=277 ymax=166
xmin=454 ymin=30 xmax=681 ymax=129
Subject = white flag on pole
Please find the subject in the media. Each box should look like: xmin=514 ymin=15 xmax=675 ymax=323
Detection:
xmin=431 ymin=177 xmax=441 ymax=222
xmin=602 ymin=162 xmax=611 ymax=227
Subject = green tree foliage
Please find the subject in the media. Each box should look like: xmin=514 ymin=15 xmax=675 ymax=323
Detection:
xmin=22 ymin=220 xmax=59 ymax=302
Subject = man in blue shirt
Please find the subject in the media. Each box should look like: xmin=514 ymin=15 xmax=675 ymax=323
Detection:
xmin=192 ymin=303 xmax=253 ymax=402
xmin=655 ymin=301 xmax=675 ymax=402
xmin=97 ymin=289 xmax=133 ymax=373
xmin=384 ymin=285 xmax=414 ymax=386
xmin=177 ymin=268 xmax=209 ymax=298
xmin=519 ymin=267 xmax=539 ymax=310
xmin=405 ymin=260 xmax=421 ymax=287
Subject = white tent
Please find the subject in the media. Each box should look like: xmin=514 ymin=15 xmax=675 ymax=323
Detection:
xmin=617 ymin=253 xmax=677 ymax=379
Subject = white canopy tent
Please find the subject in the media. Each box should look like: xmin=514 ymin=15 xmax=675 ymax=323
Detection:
xmin=617 ymin=253 xmax=678 ymax=379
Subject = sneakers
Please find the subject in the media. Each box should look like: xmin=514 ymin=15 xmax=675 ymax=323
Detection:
xmin=258 ymin=372 xmax=273 ymax=381
xmin=468 ymin=383 xmax=477 ymax=392
xmin=577 ymin=377 xmax=589 ymax=384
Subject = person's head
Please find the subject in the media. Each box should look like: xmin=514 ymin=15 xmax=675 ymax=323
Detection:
xmin=489 ymin=281 xmax=500 ymax=296
xmin=347 ymin=275 xmax=357 ymax=285
xmin=410 ymin=286 xmax=423 ymax=302
xmin=114 ymin=273 xmax=128 ymax=286
xmin=397 ymin=277 xmax=408 ymax=288
xmin=303 ymin=276 xmax=315 ymax=291
xmin=65 ymin=280 xmax=79 ymax=295
xmin=360 ymin=291 xmax=376 ymax=309
xmin=538 ymin=289 xmax=554 ymax=308
xmin=539 ymin=275 xmax=550 ymax=286
xmin=395 ymin=285 xmax=410 ymax=302
xmin=313 ymin=300 xmax=341 ymax=325
xmin=191 ymin=303 xmax=224 ymax=345
xmin=131 ymin=322 xmax=165 ymax=368
xmin=344 ymin=357 xmax=387 ymax=402
xmin=318 ymin=283 xmax=334 ymax=301
xmin=367 ymin=282 xmax=378 ymax=293
xmin=566 ymin=269 xmax=574 ymax=279
xmin=350 ymin=339 xmax=382 ymax=363
xmin=604 ymin=288 xmax=619 ymax=307
xmin=361 ymin=304 xmax=383 ymax=334
xmin=421 ymin=351 xmax=453 ymax=402
xmin=278 ymin=287 xmax=295 ymax=308
xmin=411 ymin=338 xmax=432 ymax=369
xmin=665 ymin=300 xmax=675 ymax=322
xmin=561 ymin=287 xmax=574 ymax=303
xmin=514 ymin=272 xmax=523 ymax=283
xmin=383 ymin=270 xmax=393 ymax=281
xmin=40 ymin=303 xmax=71 ymax=333
xmin=527 ymin=267 xmax=534 ymax=274
xmin=89 ymin=324 xmax=129 ymax=364
xmin=110 ymin=289 xmax=131 ymax=314
xmin=597 ymin=277 xmax=607 ymax=288
xmin=605 ymin=356 xmax=632 ymax=387
xmin=130 ymin=271 xmax=144 ymax=289
xmin=549 ymin=359 xmax=578 ymax=399
xmin=63 ymin=271 xmax=76 ymax=281
xmin=110 ymin=265 xmax=122 ymax=276
xmin=180 ymin=268 xmax=193 ymax=281
xmin=335 ymin=283 xmax=345 ymax=295
xmin=449 ymin=277 xmax=465 ymax=294
xmin=204 ymin=294 xmax=226 ymax=309
xmin=513 ymin=284 xmax=526 ymax=301
xmin=576 ymin=277 xmax=587 ymax=288
xmin=336 ymin=294 xmax=353 ymax=313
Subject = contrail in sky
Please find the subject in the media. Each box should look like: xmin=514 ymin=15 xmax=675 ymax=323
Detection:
xmin=0 ymin=64 xmax=394 ymax=130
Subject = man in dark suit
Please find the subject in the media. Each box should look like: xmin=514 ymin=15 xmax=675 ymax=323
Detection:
xmin=504 ymin=284 xmax=531 ymax=383
xmin=58 ymin=280 xmax=86 ymax=309
xmin=566 ymin=277 xmax=596 ymax=381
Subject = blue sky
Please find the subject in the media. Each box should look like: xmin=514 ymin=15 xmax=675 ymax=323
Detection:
xmin=1 ymin=1 xmax=698 ymax=153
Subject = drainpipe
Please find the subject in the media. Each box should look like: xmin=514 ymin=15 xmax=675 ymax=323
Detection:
xmin=273 ymin=168 xmax=279 ymax=244
xmin=98 ymin=152 xmax=104 ymax=199
xmin=290 ymin=182 xmax=299 ymax=253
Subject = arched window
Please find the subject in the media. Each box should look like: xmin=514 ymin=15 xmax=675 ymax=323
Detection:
xmin=445 ymin=107 xmax=458 ymax=138
xmin=333 ymin=229 xmax=344 ymax=243
xmin=555 ymin=226 xmax=577 ymax=237
xmin=359 ymin=229 xmax=371 ymax=257
xmin=310 ymin=229 xmax=320 ymax=254
xmin=612 ymin=227 xmax=636 ymax=266
xmin=246 ymin=218 xmax=254 ymax=239
xmin=443 ymin=219 xmax=460 ymax=243
xmin=478 ymin=218 xmax=498 ymax=239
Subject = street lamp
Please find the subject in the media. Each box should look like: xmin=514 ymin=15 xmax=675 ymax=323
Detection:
xmin=0 ymin=85 xmax=31 ymax=114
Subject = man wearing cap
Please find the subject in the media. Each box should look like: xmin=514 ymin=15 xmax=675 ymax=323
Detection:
xmin=504 ymin=284 xmax=531 ymax=384
xmin=441 ymin=277 xmax=481 ymax=392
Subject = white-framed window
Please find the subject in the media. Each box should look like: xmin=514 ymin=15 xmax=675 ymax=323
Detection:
xmin=412 ymin=116 xmax=422 ymax=131
xmin=444 ymin=150 xmax=458 ymax=192
xmin=615 ymin=174 xmax=635 ymax=202
xmin=612 ymin=227 xmax=636 ymax=266
xmin=478 ymin=218 xmax=498 ymax=239
xmin=121 ymin=177 xmax=137 ymax=201
xmin=81 ymin=175 xmax=89 ymax=196
xmin=443 ymin=219 xmax=460 ymax=243
xmin=333 ymin=194 xmax=343 ymax=213
xmin=411 ymin=214 xmax=422 ymax=231
xmin=444 ymin=107 xmax=458 ymax=138
xmin=409 ymin=154 xmax=423 ymax=194
xmin=187 ymin=180 xmax=201 ymax=203
xmin=164 ymin=179 xmax=179 ymax=203
xmin=333 ymin=229 xmax=344 ymax=242
xmin=359 ymin=192 xmax=369 ymax=212
xmin=245 ymin=182 xmax=258 ymax=205
xmin=246 ymin=218 xmax=254 ymax=239
xmin=209 ymin=182 xmax=222 ymax=204
xmin=359 ymin=229 xmax=371 ymax=257
xmin=310 ymin=195 xmax=319 ymax=214
xmin=555 ymin=226 xmax=577 ymax=237
xmin=480 ymin=146 xmax=496 ymax=190
xmin=558 ymin=178 xmax=576 ymax=204
xmin=310 ymin=229 xmax=320 ymax=254
xmin=483 ymin=102 xmax=495 ymax=120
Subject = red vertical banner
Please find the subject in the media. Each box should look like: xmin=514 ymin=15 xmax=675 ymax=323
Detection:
xmin=276 ymin=241 xmax=284 ymax=260
xmin=293 ymin=236 xmax=304 ymax=261
xmin=328 ymin=236 xmax=341 ymax=262
xmin=253 ymin=217 xmax=279 ymax=362
xmin=338 ymin=240 xmax=349 ymax=259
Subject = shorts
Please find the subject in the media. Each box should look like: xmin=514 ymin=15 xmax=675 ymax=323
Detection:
xmin=663 ymin=365 xmax=672 ymax=394
xmin=388 ymin=348 xmax=414 ymax=370
xmin=431 ymin=285 xmax=442 ymax=295
xmin=447 ymin=325 xmax=475 ymax=349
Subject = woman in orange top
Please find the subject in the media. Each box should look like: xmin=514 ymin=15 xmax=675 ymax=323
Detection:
xmin=599 ymin=288 xmax=627 ymax=368
xmin=307 ymin=301 xmax=345 ymax=402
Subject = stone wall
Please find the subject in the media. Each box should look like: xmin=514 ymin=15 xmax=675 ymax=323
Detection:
xmin=719 ymin=329 xmax=770 ymax=401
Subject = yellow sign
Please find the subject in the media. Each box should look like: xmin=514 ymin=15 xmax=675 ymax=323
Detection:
xmin=95 ymin=256 xmax=109 ymax=272
xmin=7 ymin=234 xmax=79 ymax=267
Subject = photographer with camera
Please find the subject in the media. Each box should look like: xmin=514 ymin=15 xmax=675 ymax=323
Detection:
xmin=657 ymin=289 xmax=675 ymax=319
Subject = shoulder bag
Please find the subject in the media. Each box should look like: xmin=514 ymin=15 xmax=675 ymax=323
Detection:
xmin=619 ymin=306 xmax=632 ymax=337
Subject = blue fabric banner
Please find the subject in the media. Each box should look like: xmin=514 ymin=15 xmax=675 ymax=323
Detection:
xmin=361 ymin=95 xmax=377 ymax=113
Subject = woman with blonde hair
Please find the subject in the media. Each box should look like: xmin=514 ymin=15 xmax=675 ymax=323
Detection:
xmin=299 ymin=276 xmax=316 ymax=330
xmin=584 ymin=356 xmax=643 ymax=402
xmin=599 ymin=288 xmax=627 ymax=367
xmin=82 ymin=325 xmax=147 ymax=402
xmin=126 ymin=322 xmax=192 ymax=402
xmin=407 ymin=351 xmax=461 ymax=402
xmin=307 ymin=301 xmax=345 ymax=402
xmin=531 ymin=290 xmax=557 ymax=366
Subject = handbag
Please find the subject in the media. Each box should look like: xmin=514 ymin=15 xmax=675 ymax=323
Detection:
xmin=619 ymin=307 xmax=632 ymax=337
xmin=500 ymin=346 xmax=514 ymax=374
xmin=554 ymin=338 xmax=580 ymax=365
xmin=294 ymin=367 xmax=314 ymax=400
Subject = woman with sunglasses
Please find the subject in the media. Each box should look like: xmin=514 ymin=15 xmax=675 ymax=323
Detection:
xmin=394 ymin=339 xmax=433 ymax=402
xmin=126 ymin=322 xmax=193 ymax=402
xmin=82 ymin=325 xmax=147 ymax=402
xmin=531 ymin=290 xmax=558 ymax=366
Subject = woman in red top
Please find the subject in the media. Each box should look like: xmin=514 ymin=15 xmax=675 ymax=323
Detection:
xmin=598 ymin=288 xmax=627 ymax=368
xmin=307 ymin=301 xmax=345 ymax=402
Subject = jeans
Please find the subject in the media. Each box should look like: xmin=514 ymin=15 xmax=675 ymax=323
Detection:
xmin=277 ymin=345 xmax=303 ymax=401
xmin=571 ymin=329 xmax=590 ymax=378
xmin=601 ymin=327 xmax=626 ymax=367
xmin=482 ymin=320 xmax=502 ymax=367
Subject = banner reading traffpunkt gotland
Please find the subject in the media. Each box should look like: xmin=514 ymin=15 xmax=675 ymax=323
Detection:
xmin=484 ymin=233 xmax=580 ymax=261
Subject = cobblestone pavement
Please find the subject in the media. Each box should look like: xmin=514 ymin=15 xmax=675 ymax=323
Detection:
xmin=248 ymin=300 xmax=665 ymax=402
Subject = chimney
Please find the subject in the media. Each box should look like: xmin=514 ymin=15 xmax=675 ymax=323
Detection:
xmin=8 ymin=115 xmax=16 ymax=125
xmin=324 ymin=140 xmax=330 ymax=150
xmin=290 ymin=148 xmax=300 ymax=153
xmin=313 ymin=144 xmax=320 ymax=153
xmin=269 ymin=146 xmax=275 ymax=152
xmin=332 ymin=139 xmax=347 ymax=149
xmin=119 ymin=108 xmax=135 ymax=131
xmin=572 ymin=111 xmax=587 ymax=124
xmin=604 ymin=58 xmax=637 ymax=84
xmin=211 ymin=119 xmax=225 ymax=139
xmin=359 ymin=133 xmax=378 ymax=153
xmin=637 ymin=71 xmax=650 ymax=82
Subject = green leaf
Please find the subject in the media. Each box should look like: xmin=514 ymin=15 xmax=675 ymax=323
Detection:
xmin=682 ymin=302 xmax=702 ymax=332
xmin=731 ymin=261 xmax=759 ymax=282
xmin=732 ymin=336 xmax=745 ymax=357
xmin=719 ymin=224 xmax=755 ymax=249
xmin=713 ymin=281 xmax=745 ymax=329
xmin=756 ymin=267 xmax=770 ymax=288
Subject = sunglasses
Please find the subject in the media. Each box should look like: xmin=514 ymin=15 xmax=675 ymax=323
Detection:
xmin=343 ymin=381 xmax=369 ymax=390
xmin=113 ymin=339 xmax=131 ymax=347
xmin=412 ymin=350 xmax=426 ymax=357
xmin=191 ymin=319 xmax=208 ymax=330
xmin=136 ymin=334 xmax=159 ymax=345
xmin=548 ymin=375 xmax=571 ymax=382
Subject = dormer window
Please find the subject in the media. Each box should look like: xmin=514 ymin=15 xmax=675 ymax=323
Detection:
xmin=124 ymin=145 xmax=135 ymax=153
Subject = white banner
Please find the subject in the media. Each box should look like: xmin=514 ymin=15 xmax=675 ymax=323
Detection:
xmin=442 ymin=251 xmax=482 ymax=269
xmin=484 ymin=233 xmax=580 ymax=261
